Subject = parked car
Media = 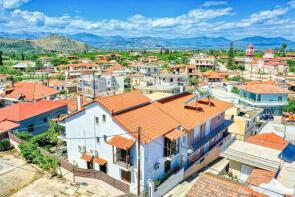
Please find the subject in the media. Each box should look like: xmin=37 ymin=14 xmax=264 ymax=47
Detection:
xmin=259 ymin=114 xmax=274 ymax=121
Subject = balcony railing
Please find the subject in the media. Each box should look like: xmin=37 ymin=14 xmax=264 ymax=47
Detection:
xmin=114 ymin=153 xmax=133 ymax=170
xmin=189 ymin=120 xmax=233 ymax=154
xmin=239 ymin=96 xmax=288 ymax=107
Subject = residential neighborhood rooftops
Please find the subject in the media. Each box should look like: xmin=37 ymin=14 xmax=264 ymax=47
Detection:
xmin=0 ymin=120 xmax=20 ymax=134
xmin=155 ymin=93 xmax=233 ymax=131
xmin=186 ymin=173 xmax=265 ymax=197
xmin=240 ymin=83 xmax=291 ymax=94
xmin=5 ymin=81 xmax=60 ymax=101
xmin=97 ymin=90 xmax=150 ymax=114
xmin=0 ymin=100 xmax=67 ymax=122
xmin=246 ymin=168 xmax=275 ymax=186
xmin=247 ymin=133 xmax=288 ymax=151
xmin=114 ymin=103 xmax=179 ymax=144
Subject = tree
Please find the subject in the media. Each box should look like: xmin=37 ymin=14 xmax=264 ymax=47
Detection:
xmin=189 ymin=76 xmax=199 ymax=90
xmin=0 ymin=51 xmax=3 ymax=66
xmin=227 ymin=42 xmax=235 ymax=70
xmin=280 ymin=43 xmax=288 ymax=57
xmin=21 ymin=52 xmax=25 ymax=61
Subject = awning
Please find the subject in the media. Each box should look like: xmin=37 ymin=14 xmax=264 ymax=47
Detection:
xmin=165 ymin=129 xmax=182 ymax=141
xmin=108 ymin=135 xmax=135 ymax=150
xmin=94 ymin=157 xmax=108 ymax=165
xmin=80 ymin=153 xmax=93 ymax=162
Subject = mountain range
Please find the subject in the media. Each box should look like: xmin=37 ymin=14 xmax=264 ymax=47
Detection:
xmin=0 ymin=32 xmax=294 ymax=51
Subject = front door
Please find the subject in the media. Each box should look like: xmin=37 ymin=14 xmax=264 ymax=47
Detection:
xmin=100 ymin=164 xmax=107 ymax=173
xmin=87 ymin=161 xmax=93 ymax=169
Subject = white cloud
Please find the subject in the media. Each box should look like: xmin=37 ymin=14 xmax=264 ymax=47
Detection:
xmin=0 ymin=1 xmax=295 ymax=40
xmin=202 ymin=1 xmax=227 ymax=7
xmin=287 ymin=0 xmax=295 ymax=8
xmin=2 ymin=0 xmax=31 ymax=9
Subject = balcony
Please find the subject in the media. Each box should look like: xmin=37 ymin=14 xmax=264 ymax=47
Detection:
xmin=189 ymin=120 xmax=233 ymax=154
xmin=114 ymin=150 xmax=133 ymax=170
xmin=238 ymin=96 xmax=288 ymax=107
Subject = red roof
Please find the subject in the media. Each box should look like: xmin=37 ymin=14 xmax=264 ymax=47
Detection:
xmin=107 ymin=136 xmax=135 ymax=150
xmin=265 ymin=49 xmax=274 ymax=54
xmin=186 ymin=173 xmax=266 ymax=197
xmin=0 ymin=121 xmax=20 ymax=134
xmin=246 ymin=168 xmax=275 ymax=186
xmin=114 ymin=103 xmax=179 ymax=144
xmin=247 ymin=133 xmax=288 ymax=151
xmin=97 ymin=90 xmax=150 ymax=114
xmin=0 ymin=100 xmax=67 ymax=122
xmin=5 ymin=82 xmax=60 ymax=101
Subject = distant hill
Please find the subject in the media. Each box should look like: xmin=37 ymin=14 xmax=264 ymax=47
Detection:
xmin=0 ymin=34 xmax=91 ymax=53
xmin=32 ymin=34 xmax=90 ymax=52
xmin=1 ymin=32 xmax=295 ymax=50
xmin=70 ymin=33 xmax=295 ymax=49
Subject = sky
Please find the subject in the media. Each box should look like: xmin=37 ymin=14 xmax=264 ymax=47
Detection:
xmin=0 ymin=0 xmax=295 ymax=40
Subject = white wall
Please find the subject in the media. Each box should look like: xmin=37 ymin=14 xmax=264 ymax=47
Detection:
xmin=64 ymin=102 xmax=136 ymax=187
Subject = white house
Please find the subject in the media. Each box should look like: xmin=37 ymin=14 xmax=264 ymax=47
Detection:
xmin=60 ymin=90 xmax=233 ymax=195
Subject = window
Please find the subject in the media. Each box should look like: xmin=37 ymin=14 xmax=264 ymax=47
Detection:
xmin=102 ymin=114 xmax=106 ymax=123
xmin=100 ymin=164 xmax=107 ymax=173
xmin=95 ymin=117 xmax=99 ymax=125
xmin=44 ymin=117 xmax=48 ymax=123
xmin=257 ymin=94 xmax=261 ymax=101
xmin=217 ymin=115 xmax=221 ymax=121
xmin=278 ymin=96 xmax=283 ymax=101
xmin=96 ymin=137 xmax=100 ymax=144
xmin=121 ymin=169 xmax=131 ymax=183
xmin=28 ymin=123 xmax=34 ymax=133
xmin=170 ymin=78 xmax=173 ymax=82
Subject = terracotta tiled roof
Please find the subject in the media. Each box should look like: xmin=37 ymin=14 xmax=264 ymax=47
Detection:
xmin=5 ymin=82 xmax=60 ymax=101
xmin=186 ymin=173 xmax=266 ymax=197
xmin=114 ymin=103 xmax=180 ymax=144
xmin=80 ymin=153 xmax=93 ymax=162
xmin=164 ymin=129 xmax=183 ymax=141
xmin=94 ymin=156 xmax=107 ymax=165
xmin=246 ymin=168 xmax=275 ymax=186
xmin=0 ymin=100 xmax=67 ymax=122
xmin=0 ymin=121 xmax=20 ymax=134
xmin=203 ymin=70 xmax=224 ymax=79
xmin=155 ymin=93 xmax=233 ymax=131
xmin=265 ymin=49 xmax=274 ymax=53
xmin=97 ymin=90 xmax=150 ymax=114
xmin=107 ymin=136 xmax=135 ymax=150
xmin=240 ymin=83 xmax=291 ymax=94
xmin=247 ymin=133 xmax=288 ymax=151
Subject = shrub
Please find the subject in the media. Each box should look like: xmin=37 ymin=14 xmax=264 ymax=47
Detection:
xmin=15 ymin=131 xmax=33 ymax=141
xmin=231 ymin=87 xmax=240 ymax=94
xmin=18 ymin=142 xmax=59 ymax=175
xmin=0 ymin=139 xmax=12 ymax=151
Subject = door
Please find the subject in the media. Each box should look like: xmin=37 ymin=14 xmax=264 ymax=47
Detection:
xmin=121 ymin=169 xmax=131 ymax=183
xmin=164 ymin=160 xmax=171 ymax=173
xmin=100 ymin=164 xmax=107 ymax=174
xmin=87 ymin=161 xmax=93 ymax=169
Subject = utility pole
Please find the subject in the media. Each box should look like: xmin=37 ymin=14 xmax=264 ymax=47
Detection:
xmin=137 ymin=127 xmax=141 ymax=196
xmin=92 ymin=71 xmax=96 ymax=100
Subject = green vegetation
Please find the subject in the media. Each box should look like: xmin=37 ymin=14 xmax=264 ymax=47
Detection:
xmin=287 ymin=60 xmax=295 ymax=73
xmin=16 ymin=121 xmax=63 ymax=151
xmin=19 ymin=143 xmax=59 ymax=174
xmin=231 ymin=87 xmax=240 ymax=94
xmin=188 ymin=76 xmax=199 ymax=89
xmin=0 ymin=139 xmax=12 ymax=151
xmin=227 ymin=42 xmax=235 ymax=70
xmin=227 ymin=75 xmax=245 ymax=82
xmin=283 ymin=99 xmax=295 ymax=113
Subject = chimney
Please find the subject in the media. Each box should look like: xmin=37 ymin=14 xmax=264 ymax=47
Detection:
xmin=77 ymin=93 xmax=83 ymax=111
